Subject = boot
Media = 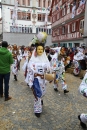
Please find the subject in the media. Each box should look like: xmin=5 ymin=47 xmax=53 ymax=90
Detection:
xmin=54 ymin=88 xmax=58 ymax=92
xmin=64 ymin=90 xmax=69 ymax=94
xmin=78 ymin=115 xmax=86 ymax=128
xmin=35 ymin=113 xmax=40 ymax=118
xmin=14 ymin=75 xmax=17 ymax=81
xmin=41 ymin=100 xmax=43 ymax=105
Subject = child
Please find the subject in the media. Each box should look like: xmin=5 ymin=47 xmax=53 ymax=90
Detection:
xmin=53 ymin=54 xmax=69 ymax=94
xmin=12 ymin=56 xmax=18 ymax=81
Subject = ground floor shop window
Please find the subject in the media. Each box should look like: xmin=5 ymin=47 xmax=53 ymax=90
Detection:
xmin=69 ymin=43 xmax=72 ymax=48
xmin=10 ymin=26 xmax=32 ymax=33
xmin=36 ymin=27 xmax=52 ymax=34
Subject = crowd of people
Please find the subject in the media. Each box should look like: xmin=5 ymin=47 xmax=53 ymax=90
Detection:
xmin=0 ymin=32 xmax=87 ymax=128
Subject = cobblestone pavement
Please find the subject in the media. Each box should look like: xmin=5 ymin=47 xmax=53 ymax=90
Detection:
xmin=0 ymin=59 xmax=87 ymax=130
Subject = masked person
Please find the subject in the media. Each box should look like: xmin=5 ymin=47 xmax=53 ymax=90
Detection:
xmin=28 ymin=32 xmax=55 ymax=117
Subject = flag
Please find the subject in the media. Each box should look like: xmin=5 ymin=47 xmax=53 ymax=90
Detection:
xmin=79 ymin=0 xmax=85 ymax=9
xmin=76 ymin=0 xmax=85 ymax=15
xmin=72 ymin=4 xmax=76 ymax=18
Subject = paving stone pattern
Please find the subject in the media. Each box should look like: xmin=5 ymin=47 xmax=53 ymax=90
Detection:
xmin=0 ymin=59 xmax=87 ymax=130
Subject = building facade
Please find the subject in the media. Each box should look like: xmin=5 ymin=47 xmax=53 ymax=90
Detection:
xmin=49 ymin=0 xmax=86 ymax=48
xmin=1 ymin=0 xmax=52 ymax=46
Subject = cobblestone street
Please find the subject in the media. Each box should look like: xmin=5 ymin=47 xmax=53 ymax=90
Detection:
xmin=0 ymin=59 xmax=87 ymax=130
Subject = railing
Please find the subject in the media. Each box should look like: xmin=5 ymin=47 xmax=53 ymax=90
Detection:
xmin=52 ymin=32 xmax=82 ymax=42
xmin=52 ymin=13 xmax=72 ymax=28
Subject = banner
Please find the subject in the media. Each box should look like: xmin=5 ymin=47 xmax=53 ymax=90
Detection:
xmin=76 ymin=0 xmax=85 ymax=15
xmin=72 ymin=5 xmax=76 ymax=18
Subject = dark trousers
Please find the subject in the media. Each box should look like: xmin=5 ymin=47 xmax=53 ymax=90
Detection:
xmin=0 ymin=72 xmax=10 ymax=98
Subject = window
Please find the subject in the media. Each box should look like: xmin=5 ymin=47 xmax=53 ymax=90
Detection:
xmin=17 ymin=0 xmax=20 ymax=5
xmin=18 ymin=27 xmax=22 ymax=33
xmin=80 ymin=19 xmax=84 ymax=29
xmin=42 ymin=14 xmax=45 ymax=21
xmin=17 ymin=12 xmax=21 ymax=20
xmin=11 ymin=11 xmax=13 ymax=19
xmin=38 ymin=14 xmax=41 ymax=21
xmin=36 ymin=28 xmax=38 ymax=34
xmin=22 ymin=27 xmax=25 ymax=33
xmin=68 ymin=25 xmax=70 ymax=33
xmin=43 ymin=0 xmax=45 ymax=7
xmin=27 ymin=0 xmax=30 ymax=6
xmin=48 ymin=0 xmax=50 ymax=6
xmin=26 ymin=13 xmax=31 ymax=20
xmin=10 ymin=26 xmax=32 ymax=33
xmin=62 ymin=7 xmax=66 ymax=16
xmin=38 ymin=0 xmax=41 ymax=7
xmin=57 ymin=29 xmax=60 ymax=35
xmin=22 ymin=0 xmax=25 ymax=5
xmin=62 ymin=26 xmax=65 ymax=34
xmin=30 ymin=28 xmax=32 ymax=33
xmin=57 ymin=13 xmax=59 ymax=20
xmin=22 ymin=12 xmax=26 ymax=20
xmin=25 ymin=27 xmax=29 ymax=33
xmin=48 ymin=16 xmax=51 ymax=22
xmin=72 ymin=22 xmax=76 ymax=32
xmin=49 ymin=29 xmax=52 ymax=34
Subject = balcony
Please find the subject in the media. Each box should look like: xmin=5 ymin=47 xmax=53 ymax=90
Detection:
xmin=52 ymin=32 xmax=82 ymax=42
xmin=52 ymin=13 xmax=72 ymax=28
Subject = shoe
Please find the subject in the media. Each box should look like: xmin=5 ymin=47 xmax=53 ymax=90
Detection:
xmin=54 ymin=88 xmax=58 ymax=92
xmin=41 ymin=100 xmax=43 ymax=105
xmin=35 ymin=113 xmax=40 ymax=118
xmin=14 ymin=75 xmax=17 ymax=81
xmin=78 ymin=115 xmax=86 ymax=128
xmin=5 ymin=96 xmax=12 ymax=101
xmin=64 ymin=90 xmax=69 ymax=94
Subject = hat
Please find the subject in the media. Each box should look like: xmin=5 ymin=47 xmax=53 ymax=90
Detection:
xmin=2 ymin=41 xmax=8 ymax=47
xmin=31 ymin=32 xmax=47 ymax=46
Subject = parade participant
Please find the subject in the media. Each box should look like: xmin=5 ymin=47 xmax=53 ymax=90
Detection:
xmin=28 ymin=32 xmax=55 ymax=117
xmin=12 ymin=44 xmax=20 ymax=81
xmin=11 ymin=55 xmax=18 ymax=81
xmin=23 ymin=47 xmax=29 ymax=60
xmin=50 ymin=47 xmax=69 ymax=93
xmin=22 ymin=51 xmax=32 ymax=86
xmin=73 ymin=47 xmax=84 ymax=76
xmin=64 ymin=56 xmax=71 ymax=71
xmin=78 ymin=71 xmax=87 ymax=128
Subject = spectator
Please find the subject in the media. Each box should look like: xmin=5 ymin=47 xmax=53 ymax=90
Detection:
xmin=0 ymin=41 xmax=13 ymax=101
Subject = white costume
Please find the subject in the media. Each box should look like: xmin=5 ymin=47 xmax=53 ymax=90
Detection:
xmin=12 ymin=59 xmax=18 ymax=76
xmin=73 ymin=48 xmax=85 ymax=75
xmin=22 ymin=56 xmax=30 ymax=85
xmin=28 ymin=49 xmax=50 ymax=113
xmin=50 ymin=47 xmax=68 ymax=92
xmin=78 ymin=72 xmax=87 ymax=128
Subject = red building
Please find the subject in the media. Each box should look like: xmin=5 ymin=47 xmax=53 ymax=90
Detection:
xmin=49 ymin=0 xmax=86 ymax=48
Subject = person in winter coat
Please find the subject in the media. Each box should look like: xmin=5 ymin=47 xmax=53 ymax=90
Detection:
xmin=0 ymin=41 xmax=13 ymax=101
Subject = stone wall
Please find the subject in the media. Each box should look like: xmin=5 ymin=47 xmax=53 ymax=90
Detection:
xmin=3 ymin=33 xmax=53 ymax=46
